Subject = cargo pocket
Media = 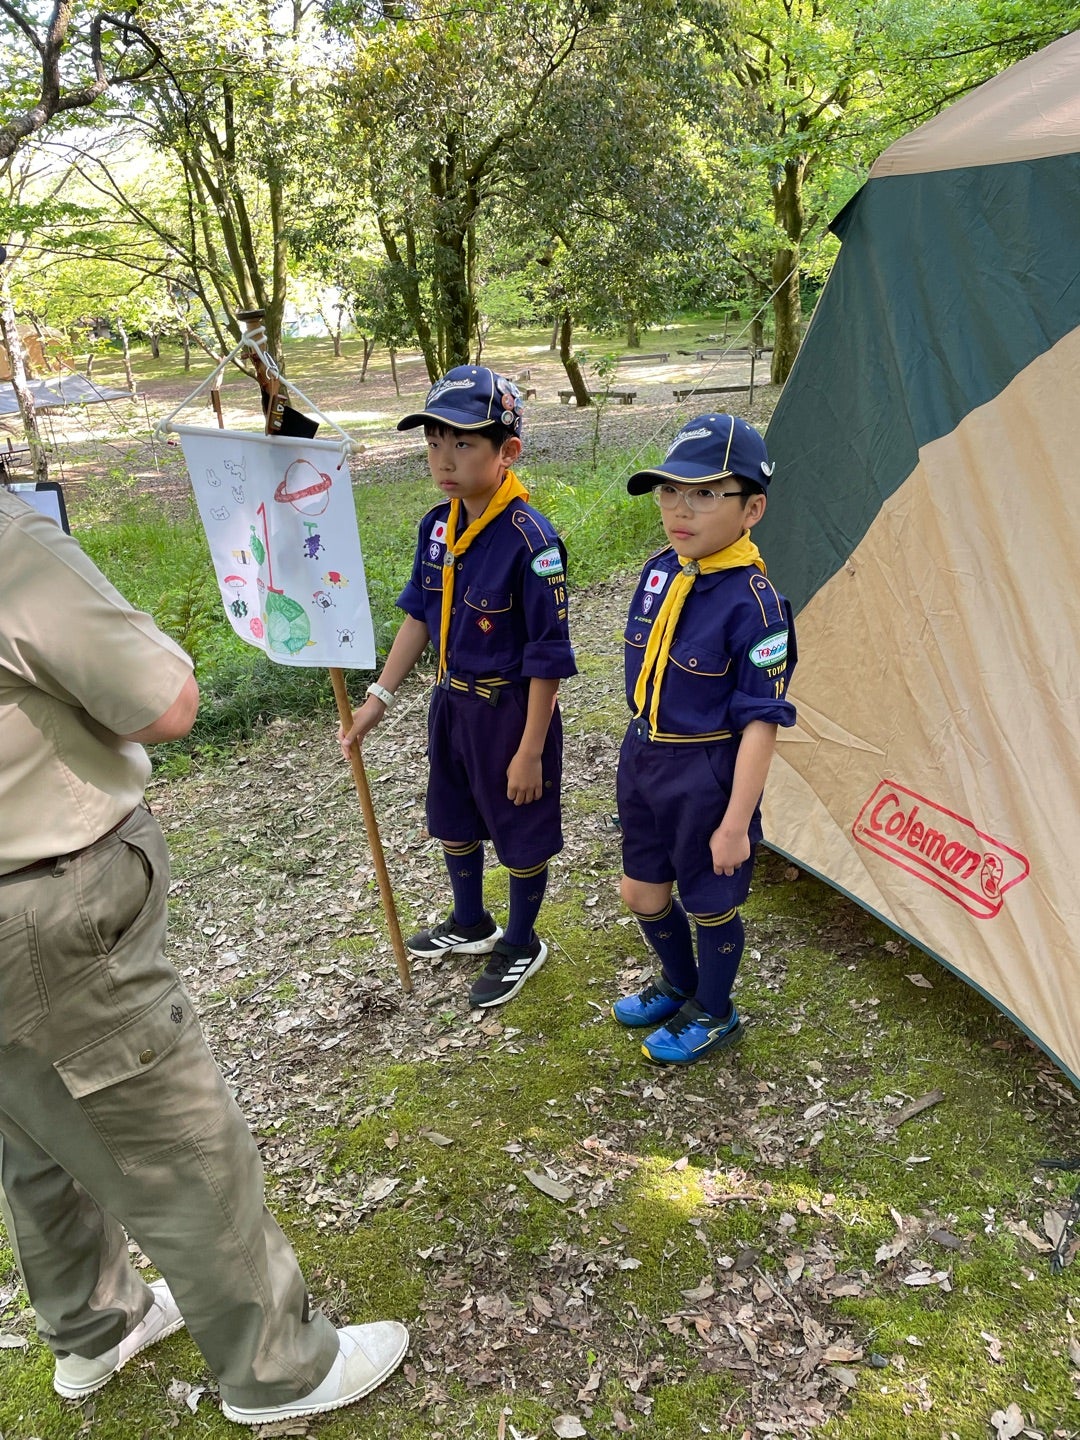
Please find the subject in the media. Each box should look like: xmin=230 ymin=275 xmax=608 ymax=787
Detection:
xmin=54 ymin=983 xmax=231 ymax=1174
xmin=0 ymin=911 xmax=49 ymax=1047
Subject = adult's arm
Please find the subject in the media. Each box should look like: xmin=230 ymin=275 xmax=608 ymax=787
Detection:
xmin=119 ymin=672 xmax=200 ymax=744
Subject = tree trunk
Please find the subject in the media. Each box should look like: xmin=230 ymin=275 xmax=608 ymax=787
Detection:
xmin=770 ymin=157 xmax=808 ymax=385
xmin=626 ymin=313 xmax=640 ymax=348
xmin=182 ymin=330 xmax=192 ymax=371
xmin=550 ymin=317 xmax=559 ymax=351
xmin=389 ymin=345 xmax=400 ymax=396
xmin=360 ymin=336 xmax=375 ymax=382
xmin=770 ymin=246 xmax=801 ymax=383
xmin=558 ymin=309 xmax=591 ymax=406
xmin=115 ymin=317 xmax=137 ymax=396
xmin=0 ymin=280 xmax=48 ymax=484
xmin=150 ymin=334 xmax=160 ymax=359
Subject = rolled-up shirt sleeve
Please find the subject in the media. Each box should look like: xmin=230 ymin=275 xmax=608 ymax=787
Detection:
xmin=518 ymin=538 xmax=576 ymax=679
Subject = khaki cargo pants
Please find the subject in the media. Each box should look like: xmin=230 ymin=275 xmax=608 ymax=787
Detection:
xmin=0 ymin=806 xmax=338 ymax=1408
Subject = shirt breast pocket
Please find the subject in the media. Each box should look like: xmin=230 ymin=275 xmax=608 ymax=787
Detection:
xmin=665 ymin=638 xmax=734 ymax=734
xmin=456 ymin=587 xmax=516 ymax=671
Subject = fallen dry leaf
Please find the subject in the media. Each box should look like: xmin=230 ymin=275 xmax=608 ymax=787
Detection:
xmin=552 ymin=1417 xmax=587 ymax=1439
xmin=0 ymin=1333 xmax=27 ymax=1349
xmin=679 ymin=1280 xmax=715 ymax=1302
xmin=990 ymin=1403 xmax=1025 ymax=1440
xmin=524 ymin=1170 xmax=574 ymax=1203
xmin=905 ymin=972 xmax=933 ymax=988
xmin=981 ymin=1331 xmax=1004 ymax=1364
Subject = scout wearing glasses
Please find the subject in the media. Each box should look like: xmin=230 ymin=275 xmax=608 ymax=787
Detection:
xmin=611 ymin=414 xmax=797 ymax=1065
xmin=339 ymin=367 xmax=576 ymax=1008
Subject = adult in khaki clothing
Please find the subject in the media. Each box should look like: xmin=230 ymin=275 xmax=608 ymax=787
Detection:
xmin=0 ymin=490 xmax=407 ymax=1425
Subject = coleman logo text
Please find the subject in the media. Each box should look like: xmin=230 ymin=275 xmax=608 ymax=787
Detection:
xmin=852 ymin=780 xmax=1029 ymax=919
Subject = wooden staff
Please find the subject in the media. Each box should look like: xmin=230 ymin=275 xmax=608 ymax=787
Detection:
xmin=238 ymin=309 xmax=412 ymax=992
xmin=330 ymin=670 xmax=412 ymax=992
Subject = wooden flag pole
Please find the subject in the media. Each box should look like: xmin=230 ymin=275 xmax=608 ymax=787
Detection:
xmin=330 ymin=669 xmax=413 ymax=993
xmin=233 ymin=309 xmax=412 ymax=993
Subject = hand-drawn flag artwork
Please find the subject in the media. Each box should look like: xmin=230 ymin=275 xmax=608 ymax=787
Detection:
xmin=755 ymin=32 xmax=1080 ymax=1086
xmin=177 ymin=426 xmax=375 ymax=668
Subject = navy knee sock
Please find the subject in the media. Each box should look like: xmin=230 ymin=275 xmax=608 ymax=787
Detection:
xmin=442 ymin=841 xmax=485 ymax=928
xmin=631 ymin=898 xmax=696 ymax=996
xmin=690 ymin=908 xmax=744 ymax=1018
xmin=504 ymin=861 xmax=548 ymax=948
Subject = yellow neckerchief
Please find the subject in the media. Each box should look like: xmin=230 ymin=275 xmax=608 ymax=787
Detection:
xmin=437 ymin=469 xmax=529 ymax=683
xmin=632 ymin=532 xmax=765 ymax=738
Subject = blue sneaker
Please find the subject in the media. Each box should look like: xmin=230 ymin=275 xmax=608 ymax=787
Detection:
xmin=612 ymin=974 xmax=688 ymax=1028
xmin=641 ymin=999 xmax=743 ymax=1065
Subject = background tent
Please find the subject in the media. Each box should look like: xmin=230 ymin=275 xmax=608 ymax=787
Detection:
xmin=0 ymin=374 xmax=133 ymax=418
xmin=756 ymin=31 xmax=1080 ymax=1085
xmin=0 ymin=326 xmax=70 ymax=380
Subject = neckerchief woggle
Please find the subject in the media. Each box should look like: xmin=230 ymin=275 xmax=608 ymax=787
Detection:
xmin=632 ymin=532 xmax=765 ymax=739
xmin=438 ymin=469 xmax=529 ymax=683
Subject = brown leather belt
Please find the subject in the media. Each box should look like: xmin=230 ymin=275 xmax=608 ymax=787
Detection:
xmin=2 ymin=808 xmax=138 ymax=880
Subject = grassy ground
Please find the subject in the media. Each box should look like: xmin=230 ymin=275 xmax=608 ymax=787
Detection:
xmin=2 ymin=329 xmax=1079 ymax=1439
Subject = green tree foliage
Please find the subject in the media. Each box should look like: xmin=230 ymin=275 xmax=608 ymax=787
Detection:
xmin=700 ymin=0 xmax=1080 ymax=383
xmin=0 ymin=0 xmax=159 ymax=166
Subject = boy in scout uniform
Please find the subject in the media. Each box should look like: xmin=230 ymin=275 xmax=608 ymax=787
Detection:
xmin=0 ymin=489 xmax=406 ymax=1424
xmin=610 ymin=415 xmax=797 ymax=1065
xmin=339 ymin=366 xmax=576 ymax=1007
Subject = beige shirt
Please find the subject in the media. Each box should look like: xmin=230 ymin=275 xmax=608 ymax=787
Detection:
xmin=0 ymin=490 xmax=194 ymax=874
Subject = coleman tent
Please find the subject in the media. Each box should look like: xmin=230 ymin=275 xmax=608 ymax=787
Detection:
xmin=756 ymin=32 xmax=1080 ymax=1085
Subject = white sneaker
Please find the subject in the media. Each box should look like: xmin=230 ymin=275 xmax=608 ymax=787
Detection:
xmin=221 ymin=1322 xmax=409 ymax=1425
xmin=54 ymin=1279 xmax=185 ymax=1399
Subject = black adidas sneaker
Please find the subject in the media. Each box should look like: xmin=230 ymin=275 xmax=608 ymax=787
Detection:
xmin=468 ymin=934 xmax=548 ymax=1008
xmin=406 ymin=912 xmax=503 ymax=959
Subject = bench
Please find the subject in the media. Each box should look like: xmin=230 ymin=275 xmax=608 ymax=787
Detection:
xmin=673 ymin=380 xmax=756 ymax=404
xmin=616 ymin=352 xmax=669 ymax=364
xmin=0 ymin=444 xmax=32 ymax=478
xmin=523 ymin=386 xmax=537 ymax=400
xmin=558 ymin=389 xmax=637 ymax=405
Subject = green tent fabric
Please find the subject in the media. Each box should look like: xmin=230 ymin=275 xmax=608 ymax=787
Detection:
xmin=757 ymin=31 xmax=1080 ymax=1085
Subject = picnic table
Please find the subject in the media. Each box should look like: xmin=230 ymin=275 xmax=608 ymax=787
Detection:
xmin=615 ymin=352 xmax=669 ymax=364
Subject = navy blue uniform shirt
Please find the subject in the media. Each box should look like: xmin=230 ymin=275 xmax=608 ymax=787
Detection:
xmin=624 ymin=548 xmax=797 ymax=739
xmin=398 ymin=499 xmax=576 ymax=682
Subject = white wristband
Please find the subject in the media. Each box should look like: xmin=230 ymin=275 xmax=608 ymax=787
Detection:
xmin=366 ymin=682 xmax=396 ymax=708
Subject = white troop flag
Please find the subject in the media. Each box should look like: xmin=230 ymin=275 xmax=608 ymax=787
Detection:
xmin=177 ymin=425 xmax=375 ymax=669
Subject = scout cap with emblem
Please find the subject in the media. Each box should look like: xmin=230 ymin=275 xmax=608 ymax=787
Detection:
xmin=626 ymin=413 xmax=774 ymax=493
xmin=397 ymin=365 xmax=524 ymax=438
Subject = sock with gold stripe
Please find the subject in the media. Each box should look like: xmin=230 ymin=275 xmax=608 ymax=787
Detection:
xmin=631 ymin=899 xmax=696 ymax=996
xmin=443 ymin=841 xmax=485 ymax=928
xmin=690 ymin=908 xmax=744 ymax=1017
xmin=504 ymin=860 xmax=549 ymax=947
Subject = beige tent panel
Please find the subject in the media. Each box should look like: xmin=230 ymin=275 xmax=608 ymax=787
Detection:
xmin=871 ymin=31 xmax=1080 ymax=179
xmin=764 ymin=323 xmax=1080 ymax=1076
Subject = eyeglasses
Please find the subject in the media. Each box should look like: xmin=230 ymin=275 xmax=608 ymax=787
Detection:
xmin=652 ymin=482 xmax=750 ymax=514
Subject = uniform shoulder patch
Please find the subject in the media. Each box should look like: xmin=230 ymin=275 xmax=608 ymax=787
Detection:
xmin=748 ymin=630 xmax=789 ymax=668
xmin=531 ymin=545 xmax=564 ymax=577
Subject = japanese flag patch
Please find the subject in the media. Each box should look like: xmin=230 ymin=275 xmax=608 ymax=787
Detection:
xmin=643 ymin=568 xmax=669 ymax=597
xmin=429 ymin=519 xmax=448 ymax=544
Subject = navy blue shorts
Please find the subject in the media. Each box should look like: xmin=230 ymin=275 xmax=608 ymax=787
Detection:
xmin=425 ymin=683 xmax=563 ymax=870
xmin=617 ymin=722 xmax=758 ymax=913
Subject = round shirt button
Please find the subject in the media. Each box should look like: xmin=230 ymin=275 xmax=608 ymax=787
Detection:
xmin=689 ymin=658 xmax=698 ymax=668
xmin=456 ymin=563 xmax=463 ymax=571
xmin=480 ymin=599 xmax=488 ymax=608
xmin=139 ymin=1049 xmax=155 ymax=1065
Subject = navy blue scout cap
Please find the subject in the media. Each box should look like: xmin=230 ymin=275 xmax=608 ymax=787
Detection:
xmin=626 ymin=413 xmax=774 ymax=493
xmin=397 ymin=365 xmax=524 ymax=439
